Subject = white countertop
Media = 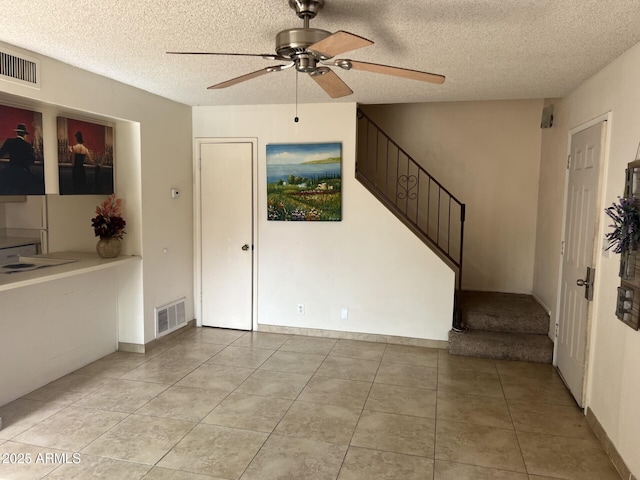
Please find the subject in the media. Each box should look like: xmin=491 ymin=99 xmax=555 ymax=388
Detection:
xmin=0 ymin=251 xmax=141 ymax=292
xmin=0 ymin=236 xmax=41 ymax=249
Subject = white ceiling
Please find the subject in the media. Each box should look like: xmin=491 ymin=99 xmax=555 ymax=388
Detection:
xmin=1 ymin=1 xmax=640 ymax=107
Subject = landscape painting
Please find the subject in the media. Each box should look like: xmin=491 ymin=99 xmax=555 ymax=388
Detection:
xmin=266 ymin=142 xmax=342 ymax=221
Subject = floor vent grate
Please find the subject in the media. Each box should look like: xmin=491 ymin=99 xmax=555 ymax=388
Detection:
xmin=0 ymin=47 xmax=40 ymax=88
xmin=155 ymin=298 xmax=186 ymax=337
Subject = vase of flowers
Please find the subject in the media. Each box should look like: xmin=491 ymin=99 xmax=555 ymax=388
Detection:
xmin=605 ymin=196 xmax=640 ymax=279
xmin=92 ymin=194 xmax=126 ymax=258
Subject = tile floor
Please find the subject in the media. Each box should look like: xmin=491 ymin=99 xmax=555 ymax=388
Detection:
xmin=0 ymin=327 xmax=621 ymax=480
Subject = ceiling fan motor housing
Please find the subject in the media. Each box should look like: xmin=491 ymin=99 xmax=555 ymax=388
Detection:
xmin=276 ymin=28 xmax=331 ymax=59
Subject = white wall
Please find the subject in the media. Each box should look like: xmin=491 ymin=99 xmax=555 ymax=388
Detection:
xmin=534 ymin=42 xmax=640 ymax=477
xmin=193 ymin=103 xmax=455 ymax=341
xmin=0 ymin=42 xmax=193 ymax=344
xmin=362 ymin=101 xmax=544 ymax=294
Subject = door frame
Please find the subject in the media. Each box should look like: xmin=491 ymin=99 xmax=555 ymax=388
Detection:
xmin=193 ymin=137 xmax=259 ymax=330
xmin=553 ymin=112 xmax=611 ymax=407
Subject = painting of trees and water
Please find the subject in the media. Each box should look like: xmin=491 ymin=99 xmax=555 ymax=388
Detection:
xmin=266 ymin=142 xmax=342 ymax=221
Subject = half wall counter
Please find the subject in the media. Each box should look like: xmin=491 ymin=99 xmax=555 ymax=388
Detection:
xmin=0 ymin=252 xmax=142 ymax=408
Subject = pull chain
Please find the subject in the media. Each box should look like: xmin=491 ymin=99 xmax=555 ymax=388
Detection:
xmin=294 ymin=71 xmax=299 ymax=123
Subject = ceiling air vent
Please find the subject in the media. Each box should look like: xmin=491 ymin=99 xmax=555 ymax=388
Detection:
xmin=0 ymin=47 xmax=40 ymax=89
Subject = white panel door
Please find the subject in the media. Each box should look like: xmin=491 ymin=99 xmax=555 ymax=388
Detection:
xmin=557 ymin=121 xmax=605 ymax=406
xmin=200 ymin=142 xmax=253 ymax=330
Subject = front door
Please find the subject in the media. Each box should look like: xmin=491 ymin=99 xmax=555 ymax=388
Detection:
xmin=557 ymin=121 xmax=606 ymax=406
xmin=200 ymin=142 xmax=253 ymax=330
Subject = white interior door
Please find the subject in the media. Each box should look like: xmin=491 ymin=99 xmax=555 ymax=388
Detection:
xmin=557 ymin=121 xmax=606 ymax=406
xmin=200 ymin=142 xmax=253 ymax=330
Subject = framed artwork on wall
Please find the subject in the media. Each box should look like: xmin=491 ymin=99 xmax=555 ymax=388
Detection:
xmin=0 ymin=104 xmax=45 ymax=196
xmin=266 ymin=142 xmax=342 ymax=221
xmin=57 ymin=116 xmax=114 ymax=195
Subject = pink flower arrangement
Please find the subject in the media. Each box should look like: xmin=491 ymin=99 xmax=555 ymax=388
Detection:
xmin=91 ymin=194 xmax=126 ymax=239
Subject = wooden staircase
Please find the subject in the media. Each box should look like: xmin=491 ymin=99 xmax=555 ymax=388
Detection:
xmin=448 ymin=291 xmax=553 ymax=363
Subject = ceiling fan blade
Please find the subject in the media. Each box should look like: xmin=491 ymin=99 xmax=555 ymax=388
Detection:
xmin=167 ymin=51 xmax=287 ymax=61
xmin=208 ymin=65 xmax=287 ymax=89
xmin=309 ymin=68 xmax=353 ymax=98
xmin=308 ymin=31 xmax=373 ymax=59
xmin=341 ymin=60 xmax=445 ymax=84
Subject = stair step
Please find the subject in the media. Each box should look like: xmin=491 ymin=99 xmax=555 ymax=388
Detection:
xmin=448 ymin=330 xmax=553 ymax=364
xmin=459 ymin=291 xmax=549 ymax=334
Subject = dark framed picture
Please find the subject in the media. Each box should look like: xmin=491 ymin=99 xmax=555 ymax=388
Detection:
xmin=266 ymin=142 xmax=342 ymax=221
xmin=57 ymin=116 xmax=114 ymax=195
xmin=0 ymin=104 xmax=45 ymax=195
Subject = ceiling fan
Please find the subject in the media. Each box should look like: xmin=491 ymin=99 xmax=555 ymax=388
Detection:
xmin=168 ymin=0 xmax=445 ymax=98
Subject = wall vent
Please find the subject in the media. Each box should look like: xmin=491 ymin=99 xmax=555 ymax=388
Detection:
xmin=0 ymin=47 xmax=40 ymax=89
xmin=155 ymin=298 xmax=186 ymax=337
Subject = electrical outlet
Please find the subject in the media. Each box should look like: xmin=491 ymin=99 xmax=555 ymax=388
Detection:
xmin=297 ymin=304 xmax=305 ymax=315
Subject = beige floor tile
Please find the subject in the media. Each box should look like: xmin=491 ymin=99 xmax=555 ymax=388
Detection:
xmin=0 ymin=398 xmax=66 ymax=440
xmin=437 ymin=390 xmax=513 ymax=429
xmin=315 ymin=356 xmax=380 ymax=382
xmin=351 ymin=410 xmax=435 ymax=457
xmin=143 ymin=466 xmax=227 ymax=479
xmin=22 ymin=373 xmax=112 ymax=405
xmin=135 ymin=385 xmax=229 ymax=422
xmin=120 ymin=357 xmax=202 ymax=384
xmin=508 ymin=399 xmax=592 ymax=438
xmin=375 ymin=362 xmax=437 ymax=389
xmin=527 ymin=476 xmax=566 ymax=480
xmin=438 ymin=352 xmax=498 ymax=374
xmin=495 ymin=360 xmax=558 ymax=378
xmin=177 ymin=363 xmax=254 ymax=391
xmin=159 ymin=424 xmax=268 ymax=478
xmin=14 ymin=406 xmax=127 ymax=451
xmin=202 ymin=392 xmax=292 ymax=433
xmin=231 ymin=332 xmax=291 ymax=349
xmin=382 ymin=344 xmax=439 ymax=367
xmin=74 ymin=379 xmax=169 ymax=413
xmin=500 ymin=374 xmax=575 ymax=406
xmin=207 ymin=345 xmax=276 ymax=368
xmin=365 ymin=383 xmax=436 ymax=418
xmin=298 ymin=376 xmax=372 ymax=409
xmin=279 ymin=336 xmax=337 ymax=355
xmin=435 ymin=420 xmax=526 ymax=473
xmin=339 ymin=446 xmax=434 ymax=480
xmin=82 ymin=414 xmax=195 ymax=465
xmin=234 ymin=370 xmax=312 ymax=399
xmin=74 ymin=351 xmax=149 ymax=378
xmin=274 ymin=400 xmax=361 ymax=445
xmin=329 ymin=340 xmax=386 ymax=361
xmin=259 ymin=350 xmax=326 ymax=374
xmin=0 ymin=442 xmax=67 ymax=479
xmin=240 ymin=434 xmax=347 ymax=480
xmin=154 ymin=342 xmax=226 ymax=363
xmin=189 ymin=328 xmax=247 ymax=345
xmin=517 ymin=431 xmax=620 ymax=479
xmin=434 ymin=460 xmax=528 ymax=479
xmin=45 ymin=454 xmax=151 ymax=479
xmin=438 ymin=370 xmax=504 ymax=398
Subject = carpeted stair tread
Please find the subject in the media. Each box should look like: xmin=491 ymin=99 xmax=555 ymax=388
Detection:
xmin=448 ymin=330 xmax=553 ymax=363
xmin=459 ymin=291 xmax=549 ymax=334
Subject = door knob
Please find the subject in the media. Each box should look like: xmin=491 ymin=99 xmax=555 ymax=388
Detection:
xmin=241 ymin=244 xmax=250 ymax=251
xmin=576 ymin=279 xmax=586 ymax=286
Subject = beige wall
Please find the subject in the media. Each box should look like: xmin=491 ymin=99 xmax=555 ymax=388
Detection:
xmin=193 ymin=103 xmax=455 ymax=341
xmin=0 ymin=41 xmax=193 ymax=345
xmin=362 ymin=101 xmax=544 ymax=294
xmin=534 ymin=42 xmax=640 ymax=477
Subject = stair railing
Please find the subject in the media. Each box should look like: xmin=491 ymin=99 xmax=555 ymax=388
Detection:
xmin=356 ymin=108 xmax=466 ymax=327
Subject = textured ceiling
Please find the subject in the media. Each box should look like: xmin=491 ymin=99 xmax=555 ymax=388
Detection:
xmin=1 ymin=1 xmax=640 ymax=106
